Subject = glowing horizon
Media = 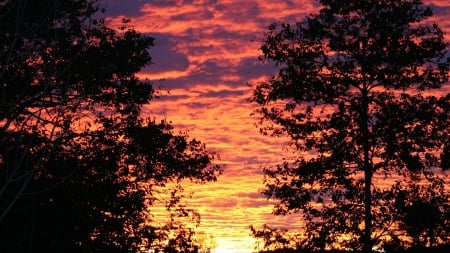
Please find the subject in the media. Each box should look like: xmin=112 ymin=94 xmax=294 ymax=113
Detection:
xmin=102 ymin=0 xmax=450 ymax=251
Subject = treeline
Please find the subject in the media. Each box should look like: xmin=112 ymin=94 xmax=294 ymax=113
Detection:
xmin=259 ymin=244 xmax=450 ymax=253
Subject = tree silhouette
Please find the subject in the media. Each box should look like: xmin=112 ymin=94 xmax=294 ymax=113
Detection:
xmin=389 ymin=180 xmax=450 ymax=248
xmin=0 ymin=0 xmax=221 ymax=252
xmin=251 ymin=0 xmax=450 ymax=251
xmin=1 ymin=0 xmax=153 ymax=222
xmin=192 ymin=231 xmax=218 ymax=253
xmin=250 ymin=224 xmax=299 ymax=251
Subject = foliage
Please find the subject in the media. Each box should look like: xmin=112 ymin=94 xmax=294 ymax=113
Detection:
xmin=0 ymin=0 xmax=221 ymax=252
xmin=251 ymin=0 xmax=450 ymax=251
xmin=386 ymin=179 xmax=450 ymax=249
xmin=251 ymin=224 xmax=299 ymax=251
xmin=257 ymin=243 xmax=450 ymax=253
xmin=192 ymin=231 xmax=218 ymax=253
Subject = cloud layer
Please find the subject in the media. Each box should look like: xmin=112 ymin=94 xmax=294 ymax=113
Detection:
xmin=102 ymin=0 xmax=450 ymax=251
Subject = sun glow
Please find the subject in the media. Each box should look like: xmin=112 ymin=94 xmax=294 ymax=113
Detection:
xmin=212 ymin=236 xmax=258 ymax=253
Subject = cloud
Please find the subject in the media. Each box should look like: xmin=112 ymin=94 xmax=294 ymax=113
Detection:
xmin=101 ymin=0 xmax=146 ymax=17
xmin=171 ymin=9 xmax=215 ymax=21
xmin=145 ymin=34 xmax=190 ymax=74
xmin=198 ymin=89 xmax=245 ymax=98
xmin=102 ymin=0 xmax=450 ymax=251
xmin=427 ymin=2 xmax=450 ymax=40
xmin=428 ymin=1 xmax=450 ymax=15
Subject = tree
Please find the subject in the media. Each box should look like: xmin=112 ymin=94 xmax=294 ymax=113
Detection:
xmin=0 ymin=116 xmax=220 ymax=252
xmin=250 ymin=224 xmax=299 ymax=251
xmin=192 ymin=231 xmax=218 ymax=253
xmin=390 ymin=179 xmax=450 ymax=248
xmin=251 ymin=0 xmax=450 ymax=251
xmin=0 ymin=0 xmax=221 ymax=252
xmin=1 ymin=0 xmax=153 ymax=221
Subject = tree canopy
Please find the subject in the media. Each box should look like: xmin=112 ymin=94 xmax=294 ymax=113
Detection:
xmin=0 ymin=0 xmax=221 ymax=252
xmin=251 ymin=0 xmax=450 ymax=251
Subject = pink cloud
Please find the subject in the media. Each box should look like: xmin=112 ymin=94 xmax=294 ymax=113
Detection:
xmin=101 ymin=0 xmax=450 ymax=251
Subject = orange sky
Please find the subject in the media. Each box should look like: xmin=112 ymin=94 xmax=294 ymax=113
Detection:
xmin=102 ymin=0 xmax=450 ymax=252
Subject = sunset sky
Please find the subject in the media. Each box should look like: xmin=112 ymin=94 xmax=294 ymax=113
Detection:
xmin=101 ymin=1 xmax=450 ymax=252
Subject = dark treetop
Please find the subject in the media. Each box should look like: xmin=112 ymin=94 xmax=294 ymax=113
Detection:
xmin=0 ymin=1 xmax=221 ymax=252
xmin=251 ymin=0 xmax=450 ymax=252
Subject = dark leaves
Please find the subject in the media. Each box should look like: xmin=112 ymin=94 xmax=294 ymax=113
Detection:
xmin=441 ymin=144 xmax=450 ymax=171
xmin=0 ymin=0 xmax=221 ymax=252
xmin=251 ymin=0 xmax=450 ymax=251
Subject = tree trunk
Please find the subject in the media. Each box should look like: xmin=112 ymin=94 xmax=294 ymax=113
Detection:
xmin=363 ymin=154 xmax=373 ymax=252
xmin=361 ymin=89 xmax=373 ymax=253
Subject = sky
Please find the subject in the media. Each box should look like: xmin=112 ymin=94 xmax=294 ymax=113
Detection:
xmin=101 ymin=1 xmax=450 ymax=252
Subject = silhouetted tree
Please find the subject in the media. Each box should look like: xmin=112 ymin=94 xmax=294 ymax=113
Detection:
xmin=251 ymin=224 xmax=299 ymax=251
xmin=388 ymin=179 xmax=450 ymax=248
xmin=0 ymin=0 xmax=221 ymax=252
xmin=192 ymin=231 xmax=218 ymax=253
xmin=1 ymin=0 xmax=153 ymax=222
xmin=251 ymin=0 xmax=450 ymax=251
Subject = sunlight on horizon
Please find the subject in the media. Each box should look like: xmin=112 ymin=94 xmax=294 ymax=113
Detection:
xmin=212 ymin=249 xmax=254 ymax=253
xmin=211 ymin=236 xmax=260 ymax=253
